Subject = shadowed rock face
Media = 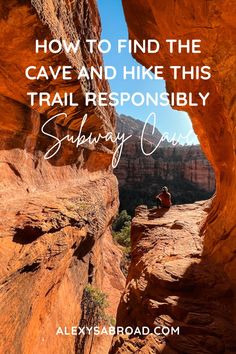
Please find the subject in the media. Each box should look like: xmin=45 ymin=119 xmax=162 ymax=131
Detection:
xmin=0 ymin=1 xmax=124 ymax=354
xmin=121 ymin=0 xmax=236 ymax=270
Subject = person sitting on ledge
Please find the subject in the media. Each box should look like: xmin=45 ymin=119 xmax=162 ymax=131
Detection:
xmin=156 ymin=186 xmax=172 ymax=208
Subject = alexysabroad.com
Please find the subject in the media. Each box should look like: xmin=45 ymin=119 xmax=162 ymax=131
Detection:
xmin=56 ymin=325 xmax=180 ymax=336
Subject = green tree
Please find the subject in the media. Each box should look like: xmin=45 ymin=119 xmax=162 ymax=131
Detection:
xmin=76 ymin=285 xmax=113 ymax=354
xmin=112 ymin=210 xmax=131 ymax=232
xmin=113 ymin=221 xmax=131 ymax=247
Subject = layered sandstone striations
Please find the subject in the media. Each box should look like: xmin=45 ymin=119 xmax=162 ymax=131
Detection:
xmin=116 ymin=115 xmax=215 ymax=213
xmin=111 ymin=204 xmax=236 ymax=353
xmin=0 ymin=1 xmax=124 ymax=354
xmin=121 ymin=0 xmax=236 ymax=273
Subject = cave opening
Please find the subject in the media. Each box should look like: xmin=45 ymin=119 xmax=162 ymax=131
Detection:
xmin=97 ymin=0 xmax=216 ymax=217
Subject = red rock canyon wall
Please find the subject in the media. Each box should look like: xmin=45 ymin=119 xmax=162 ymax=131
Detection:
xmin=0 ymin=1 xmax=124 ymax=353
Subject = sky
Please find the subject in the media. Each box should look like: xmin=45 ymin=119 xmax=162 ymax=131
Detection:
xmin=97 ymin=0 xmax=199 ymax=145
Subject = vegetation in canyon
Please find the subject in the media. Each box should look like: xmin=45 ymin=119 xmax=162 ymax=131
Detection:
xmin=112 ymin=210 xmax=132 ymax=276
xmin=75 ymin=285 xmax=115 ymax=354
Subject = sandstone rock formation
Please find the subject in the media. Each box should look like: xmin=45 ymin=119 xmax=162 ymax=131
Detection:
xmin=116 ymin=115 xmax=215 ymax=214
xmin=0 ymin=1 xmax=124 ymax=353
xmin=122 ymin=0 xmax=236 ymax=272
xmin=109 ymin=0 xmax=236 ymax=352
xmin=110 ymin=203 xmax=236 ymax=353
